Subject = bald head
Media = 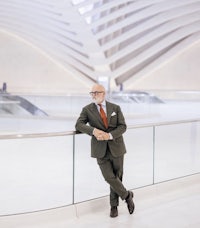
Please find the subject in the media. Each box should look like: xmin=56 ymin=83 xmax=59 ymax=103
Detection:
xmin=91 ymin=84 xmax=106 ymax=93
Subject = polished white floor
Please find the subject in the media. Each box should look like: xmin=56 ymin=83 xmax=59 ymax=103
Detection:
xmin=1 ymin=173 xmax=200 ymax=228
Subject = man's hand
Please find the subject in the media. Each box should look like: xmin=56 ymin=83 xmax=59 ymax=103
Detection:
xmin=93 ymin=128 xmax=104 ymax=138
xmin=93 ymin=128 xmax=110 ymax=141
xmin=101 ymin=132 xmax=110 ymax=140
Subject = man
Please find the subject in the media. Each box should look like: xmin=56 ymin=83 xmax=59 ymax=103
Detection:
xmin=75 ymin=83 xmax=135 ymax=218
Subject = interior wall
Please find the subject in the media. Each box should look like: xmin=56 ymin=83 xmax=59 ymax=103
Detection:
xmin=0 ymin=31 xmax=93 ymax=95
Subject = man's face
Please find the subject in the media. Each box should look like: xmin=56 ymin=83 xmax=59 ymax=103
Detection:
xmin=90 ymin=85 xmax=105 ymax=104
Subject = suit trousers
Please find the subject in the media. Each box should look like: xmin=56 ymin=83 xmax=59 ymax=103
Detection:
xmin=97 ymin=147 xmax=128 ymax=207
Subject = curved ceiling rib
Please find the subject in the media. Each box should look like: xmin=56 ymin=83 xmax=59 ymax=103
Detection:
xmin=115 ymin=22 xmax=200 ymax=81
xmin=107 ymin=13 xmax=200 ymax=65
xmin=0 ymin=0 xmax=200 ymax=89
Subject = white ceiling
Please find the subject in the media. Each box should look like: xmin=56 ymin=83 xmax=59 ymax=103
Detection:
xmin=0 ymin=0 xmax=200 ymax=89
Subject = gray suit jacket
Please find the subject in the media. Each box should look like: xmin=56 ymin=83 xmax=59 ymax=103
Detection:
xmin=75 ymin=101 xmax=127 ymax=158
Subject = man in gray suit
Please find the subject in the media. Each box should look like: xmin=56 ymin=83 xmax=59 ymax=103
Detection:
xmin=75 ymin=84 xmax=135 ymax=218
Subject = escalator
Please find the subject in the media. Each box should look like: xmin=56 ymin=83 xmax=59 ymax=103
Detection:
xmin=111 ymin=90 xmax=164 ymax=104
xmin=0 ymin=93 xmax=48 ymax=117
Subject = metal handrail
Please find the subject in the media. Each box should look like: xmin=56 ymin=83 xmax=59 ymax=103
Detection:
xmin=0 ymin=118 xmax=199 ymax=140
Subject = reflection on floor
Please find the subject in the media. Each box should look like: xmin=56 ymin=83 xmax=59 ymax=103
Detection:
xmin=1 ymin=173 xmax=200 ymax=228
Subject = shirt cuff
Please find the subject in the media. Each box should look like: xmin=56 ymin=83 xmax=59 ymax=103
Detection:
xmin=109 ymin=133 xmax=113 ymax=140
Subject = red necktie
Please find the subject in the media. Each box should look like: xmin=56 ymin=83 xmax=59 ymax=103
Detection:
xmin=98 ymin=104 xmax=108 ymax=128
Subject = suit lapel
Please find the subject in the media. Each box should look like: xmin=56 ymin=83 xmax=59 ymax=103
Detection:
xmin=91 ymin=103 xmax=103 ymax=124
xmin=106 ymin=102 xmax=114 ymax=125
xmin=91 ymin=102 xmax=114 ymax=128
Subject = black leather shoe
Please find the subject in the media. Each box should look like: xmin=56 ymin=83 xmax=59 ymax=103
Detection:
xmin=125 ymin=191 xmax=135 ymax=214
xmin=110 ymin=206 xmax=118 ymax=218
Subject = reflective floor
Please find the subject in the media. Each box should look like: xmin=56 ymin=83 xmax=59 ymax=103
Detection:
xmin=1 ymin=173 xmax=200 ymax=228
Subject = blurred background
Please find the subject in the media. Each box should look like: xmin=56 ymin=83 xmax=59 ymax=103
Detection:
xmin=0 ymin=0 xmax=200 ymax=133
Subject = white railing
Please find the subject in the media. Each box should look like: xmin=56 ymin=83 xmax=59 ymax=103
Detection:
xmin=0 ymin=118 xmax=200 ymax=215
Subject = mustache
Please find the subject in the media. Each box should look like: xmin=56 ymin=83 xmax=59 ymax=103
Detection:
xmin=92 ymin=98 xmax=101 ymax=104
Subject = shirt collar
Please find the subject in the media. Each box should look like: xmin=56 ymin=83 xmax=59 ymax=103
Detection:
xmin=94 ymin=100 xmax=106 ymax=108
xmin=101 ymin=100 xmax=106 ymax=107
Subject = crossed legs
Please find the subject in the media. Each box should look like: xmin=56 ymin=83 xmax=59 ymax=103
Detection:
xmin=97 ymin=150 xmax=128 ymax=207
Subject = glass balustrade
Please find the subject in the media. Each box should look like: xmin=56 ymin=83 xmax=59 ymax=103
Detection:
xmin=0 ymin=135 xmax=73 ymax=215
xmin=1 ymin=119 xmax=200 ymax=215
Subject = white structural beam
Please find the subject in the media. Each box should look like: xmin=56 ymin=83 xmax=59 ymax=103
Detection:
xmin=0 ymin=0 xmax=200 ymax=89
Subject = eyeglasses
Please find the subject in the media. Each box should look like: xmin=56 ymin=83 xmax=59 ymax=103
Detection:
xmin=89 ymin=91 xmax=104 ymax=96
